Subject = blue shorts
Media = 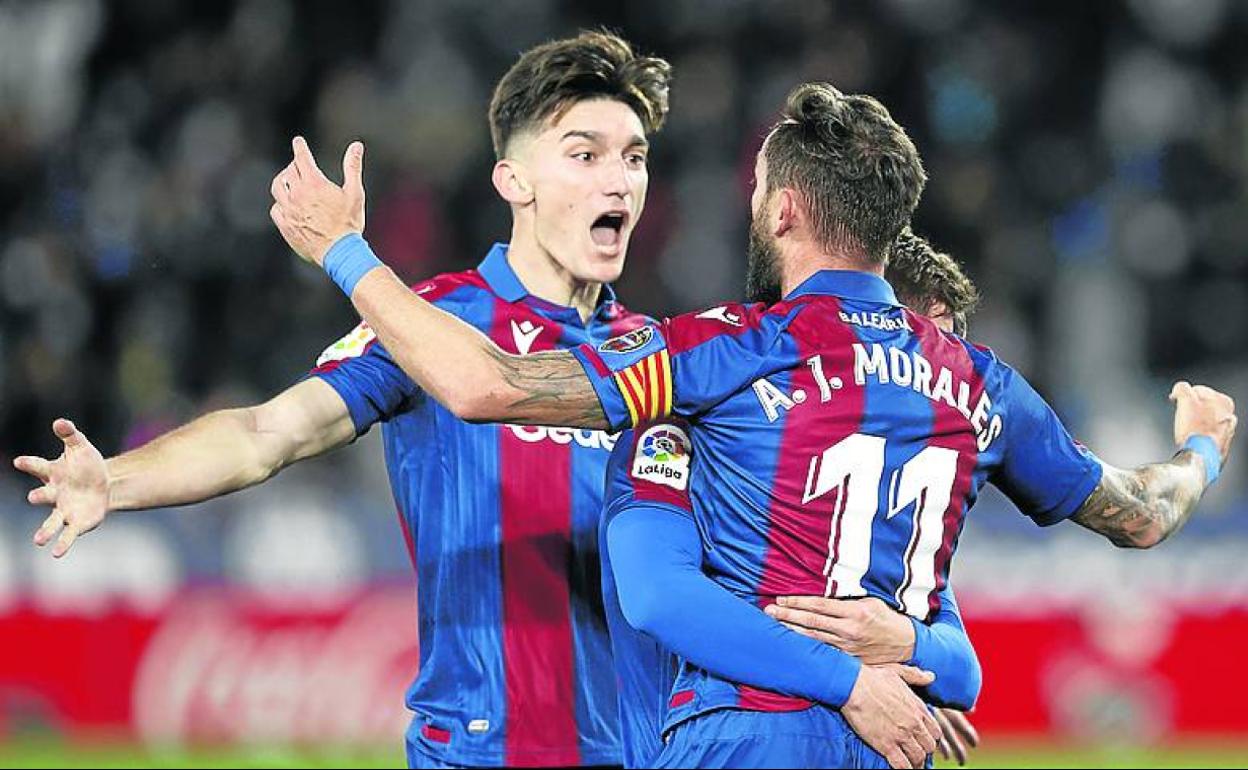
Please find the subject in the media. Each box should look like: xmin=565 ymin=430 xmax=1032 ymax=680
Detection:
xmin=406 ymin=741 xmax=468 ymax=770
xmin=655 ymin=706 xmax=921 ymax=769
xmin=404 ymin=721 xmax=623 ymax=769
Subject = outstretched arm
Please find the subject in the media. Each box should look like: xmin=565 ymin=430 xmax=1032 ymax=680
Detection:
xmin=1071 ymin=382 xmax=1236 ymax=548
xmin=268 ymin=137 xmax=608 ymax=429
xmin=14 ymin=378 xmax=355 ymax=557
xmin=351 ymin=266 xmax=607 ymax=429
xmin=1070 ymin=458 xmax=1204 ymax=548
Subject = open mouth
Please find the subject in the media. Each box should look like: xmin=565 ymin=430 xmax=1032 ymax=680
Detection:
xmin=590 ymin=212 xmax=627 ymax=249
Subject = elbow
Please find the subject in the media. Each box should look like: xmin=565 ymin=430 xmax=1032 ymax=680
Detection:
xmin=1133 ymin=514 xmax=1172 ymax=549
xmin=442 ymin=393 xmax=481 ymax=422
xmin=233 ymin=407 xmax=285 ymax=482
xmin=617 ymin=587 xmax=668 ymax=637
xmin=956 ymin=658 xmax=984 ymax=712
xmin=933 ymin=657 xmax=983 ymax=712
xmin=1111 ymin=521 xmax=1167 ymax=550
xmin=441 ymin=390 xmax=498 ymax=424
xmin=432 ymin=346 xmax=521 ymax=424
xmin=619 ymin=596 xmax=660 ymax=636
xmin=433 ymin=362 xmax=519 ymax=423
xmin=1126 ymin=531 xmax=1165 ymax=550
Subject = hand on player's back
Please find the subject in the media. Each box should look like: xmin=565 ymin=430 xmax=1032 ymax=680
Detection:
xmin=933 ymin=707 xmax=979 ymax=766
xmin=766 ymin=595 xmax=914 ymax=665
xmin=269 ymin=137 xmax=366 ymax=266
xmin=842 ymin=663 xmax=941 ymax=769
xmin=14 ymin=419 xmax=110 ymax=558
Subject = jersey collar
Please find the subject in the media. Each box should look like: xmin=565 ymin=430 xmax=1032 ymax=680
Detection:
xmin=478 ymin=242 xmax=619 ymax=322
xmin=478 ymin=243 xmax=529 ymax=302
xmin=784 ymin=269 xmax=900 ymax=306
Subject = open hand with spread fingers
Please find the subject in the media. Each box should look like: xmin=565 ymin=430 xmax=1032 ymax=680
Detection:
xmin=14 ymin=419 xmax=110 ymax=558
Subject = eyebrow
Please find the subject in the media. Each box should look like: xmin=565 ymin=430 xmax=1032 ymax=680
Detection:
xmin=560 ymin=130 xmax=649 ymax=149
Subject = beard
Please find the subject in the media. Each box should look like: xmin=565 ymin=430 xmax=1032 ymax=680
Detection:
xmin=745 ymin=217 xmax=783 ymax=305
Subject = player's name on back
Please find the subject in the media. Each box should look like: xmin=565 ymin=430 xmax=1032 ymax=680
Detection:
xmin=750 ymin=342 xmax=1004 ymax=452
xmin=853 ymin=342 xmax=1003 ymax=450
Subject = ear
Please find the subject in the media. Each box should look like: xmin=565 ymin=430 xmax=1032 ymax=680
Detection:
xmin=926 ymin=300 xmax=955 ymax=333
xmin=492 ymin=159 xmax=534 ymax=206
xmin=774 ymin=188 xmax=801 ymax=238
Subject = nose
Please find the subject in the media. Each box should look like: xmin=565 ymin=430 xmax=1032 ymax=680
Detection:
xmin=601 ymin=156 xmax=630 ymax=200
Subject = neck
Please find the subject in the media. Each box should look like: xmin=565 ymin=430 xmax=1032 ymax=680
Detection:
xmin=505 ymin=220 xmax=603 ymax=323
xmin=779 ymin=240 xmax=883 ymax=296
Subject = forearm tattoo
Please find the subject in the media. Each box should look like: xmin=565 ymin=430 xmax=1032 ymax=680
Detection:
xmin=485 ymin=347 xmax=610 ymax=430
xmin=1071 ymin=451 xmax=1207 ymax=548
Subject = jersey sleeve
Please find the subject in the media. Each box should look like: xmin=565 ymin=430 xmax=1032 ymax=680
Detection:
xmin=571 ymin=305 xmax=781 ymax=432
xmin=908 ymin=582 xmax=981 ymax=710
xmin=603 ymin=419 xmax=695 ymax=519
xmin=307 ymin=321 xmax=420 ymax=435
xmin=990 ymin=365 xmax=1104 ymax=526
xmin=603 ymin=417 xmax=865 ymax=708
xmin=607 ymin=504 xmax=864 ymax=708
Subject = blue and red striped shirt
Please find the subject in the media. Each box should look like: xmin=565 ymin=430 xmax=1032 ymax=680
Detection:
xmin=602 ymin=418 xmax=979 ymax=766
xmin=312 ymin=243 xmax=648 ymax=767
xmin=573 ymin=269 xmax=1102 ymax=731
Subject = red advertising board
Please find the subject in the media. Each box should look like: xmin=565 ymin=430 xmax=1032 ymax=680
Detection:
xmin=1 ymin=587 xmax=1244 ymax=742
xmin=0 ymin=587 xmax=417 ymax=743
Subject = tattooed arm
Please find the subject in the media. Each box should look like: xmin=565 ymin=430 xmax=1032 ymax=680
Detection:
xmin=352 ymin=266 xmax=610 ymax=430
xmin=1071 ymin=382 xmax=1237 ymax=549
xmin=265 ymin=137 xmax=609 ymax=429
xmin=1071 ymin=454 xmax=1206 ymax=548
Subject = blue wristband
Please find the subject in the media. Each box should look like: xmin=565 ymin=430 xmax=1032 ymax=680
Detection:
xmin=1182 ymin=434 xmax=1222 ymax=487
xmin=323 ymin=233 xmax=382 ymax=297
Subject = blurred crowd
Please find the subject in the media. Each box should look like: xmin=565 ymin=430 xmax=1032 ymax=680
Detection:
xmin=1 ymin=0 xmax=1247 ymax=594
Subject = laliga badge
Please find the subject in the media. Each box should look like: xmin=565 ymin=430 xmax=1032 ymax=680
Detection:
xmin=316 ymin=322 xmax=376 ymax=366
xmin=631 ymin=423 xmax=692 ymax=491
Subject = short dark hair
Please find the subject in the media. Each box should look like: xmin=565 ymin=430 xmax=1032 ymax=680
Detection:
xmin=764 ymin=83 xmax=926 ymax=263
xmin=488 ymin=31 xmax=672 ymax=159
xmin=887 ymin=229 xmax=980 ymax=335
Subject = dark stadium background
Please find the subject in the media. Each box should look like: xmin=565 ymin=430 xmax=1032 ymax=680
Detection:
xmin=1 ymin=1 xmax=1246 ymax=766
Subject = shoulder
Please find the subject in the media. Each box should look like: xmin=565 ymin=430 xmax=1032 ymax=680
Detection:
xmin=901 ymin=308 xmax=1007 ymax=372
xmin=409 ymin=268 xmax=506 ymax=331
xmin=408 ymin=268 xmax=491 ymax=306
xmin=663 ymin=302 xmax=775 ymax=354
xmin=313 ymin=269 xmax=493 ymax=373
xmin=601 ymin=301 xmax=656 ymax=333
xmin=914 ymin=314 xmax=1026 ymax=401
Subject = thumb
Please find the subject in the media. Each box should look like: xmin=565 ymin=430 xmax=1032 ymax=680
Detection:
xmin=343 ymin=141 xmax=365 ymax=199
xmin=53 ymin=418 xmax=84 ymax=449
xmin=895 ymin=665 xmax=936 ymax=687
xmin=1170 ymin=381 xmax=1192 ymax=403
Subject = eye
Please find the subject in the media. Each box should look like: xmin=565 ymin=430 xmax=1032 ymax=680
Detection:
xmin=572 ymin=151 xmax=595 ymax=162
xmin=627 ymin=153 xmax=648 ymax=167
